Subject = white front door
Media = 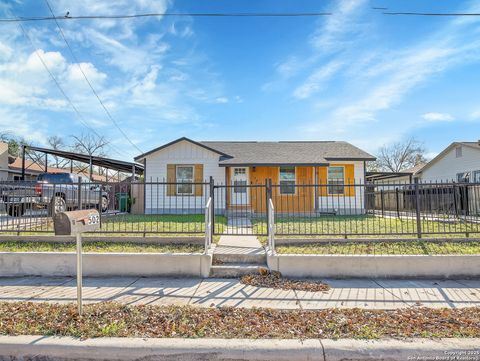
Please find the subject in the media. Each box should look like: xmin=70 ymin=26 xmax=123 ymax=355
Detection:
xmin=231 ymin=167 xmax=249 ymax=206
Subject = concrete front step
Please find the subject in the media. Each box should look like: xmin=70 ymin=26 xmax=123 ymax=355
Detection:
xmin=213 ymin=252 xmax=266 ymax=265
xmin=209 ymin=263 xmax=264 ymax=278
xmin=213 ymin=245 xmax=266 ymax=265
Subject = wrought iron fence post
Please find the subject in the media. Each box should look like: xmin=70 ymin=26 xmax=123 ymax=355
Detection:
xmin=265 ymin=178 xmax=270 ymax=236
xmin=209 ymin=176 xmax=215 ymax=234
xmin=77 ymin=177 xmax=82 ymax=210
xmin=414 ymin=178 xmax=422 ymax=239
xmin=380 ymin=189 xmax=385 ymax=217
xmin=395 ymin=187 xmax=400 ymax=218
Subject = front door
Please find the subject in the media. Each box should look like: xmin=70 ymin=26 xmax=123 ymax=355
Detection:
xmin=231 ymin=167 xmax=249 ymax=206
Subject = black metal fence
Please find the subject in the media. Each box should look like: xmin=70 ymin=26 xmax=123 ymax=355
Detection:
xmin=0 ymin=178 xmax=479 ymax=238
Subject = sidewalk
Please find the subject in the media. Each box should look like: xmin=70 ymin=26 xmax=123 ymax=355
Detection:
xmin=1 ymin=276 xmax=479 ymax=309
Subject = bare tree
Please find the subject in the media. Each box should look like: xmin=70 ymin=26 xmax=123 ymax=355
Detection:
xmin=371 ymin=138 xmax=427 ymax=172
xmin=71 ymin=133 xmax=109 ymax=177
xmin=47 ymin=135 xmax=69 ymax=168
xmin=71 ymin=133 xmax=109 ymax=158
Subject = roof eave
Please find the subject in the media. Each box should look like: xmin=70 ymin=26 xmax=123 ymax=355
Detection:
xmin=134 ymin=137 xmax=230 ymax=161
xmin=219 ymin=162 xmax=331 ymax=167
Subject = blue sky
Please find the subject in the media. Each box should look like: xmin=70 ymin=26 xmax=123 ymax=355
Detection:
xmin=1 ymin=0 xmax=480 ymax=162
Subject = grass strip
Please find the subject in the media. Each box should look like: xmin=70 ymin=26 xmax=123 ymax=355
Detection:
xmin=276 ymin=241 xmax=480 ymax=255
xmin=0 ymin=302 xmax=479 ymax=339
xmin=0 ymin=241 xmax=203 ymax=253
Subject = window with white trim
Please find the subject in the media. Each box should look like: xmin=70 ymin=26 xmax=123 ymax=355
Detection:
xmin=328 ymin=166 xmax=344 ymax=195
xmin=176 ymin=165 xmax=194 ymax=195
xmin=279 ymin=166 xmax=295 ymax=194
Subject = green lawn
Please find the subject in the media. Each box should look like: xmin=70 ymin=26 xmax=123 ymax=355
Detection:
xmin=0 ymin=241 xmax=203 ymax=253
xmin=276 ymin=241 xmax=480 ymax=255
xmin=253 ymin=215 xmax=480 ymax=238
xmin=3 ymin=214 xmax=226 ymax=236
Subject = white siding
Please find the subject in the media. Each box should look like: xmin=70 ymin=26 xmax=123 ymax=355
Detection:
xmin=143 ymin=140 xmax=225 ymax=213
xmin=420 ymin=146 xmax=480 ymax=182
xmin=317 ymin=161 xmax=365 ymax=214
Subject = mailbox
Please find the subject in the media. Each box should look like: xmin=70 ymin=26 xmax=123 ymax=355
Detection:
xmin=53 ymin=209 xmax=101 ymax=236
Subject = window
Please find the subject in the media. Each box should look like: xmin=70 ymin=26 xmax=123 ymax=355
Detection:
xmin=234 ymin=181 xmax=247 ymax=193
xmin=455 ymin=146 xmax=463 ymax=158
xmin=176 ymin=165 xmax=194 ymax=194
xmin=328 ymin=166 xmax=344 ymax=195
xmin=279 ymin=166 xmax=295 ymax=194
xmin=456 ymin=172 xmax=470 ymax=183
xmin=474 ymin=170 xmax=480 ymax=183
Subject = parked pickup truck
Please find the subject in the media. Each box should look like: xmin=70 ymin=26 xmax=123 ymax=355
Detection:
xmin=1 ymin=173 xmax=109 ymax=217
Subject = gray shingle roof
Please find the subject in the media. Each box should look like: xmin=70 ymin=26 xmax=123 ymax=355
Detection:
xmin=200 ymin=141 xmax=375 ymax=165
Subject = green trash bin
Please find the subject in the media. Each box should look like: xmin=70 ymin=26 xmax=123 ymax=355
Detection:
xmin=116 ymin=192 xmax=129 ymax=212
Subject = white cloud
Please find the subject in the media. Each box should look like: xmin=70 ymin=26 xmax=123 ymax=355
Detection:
xmin=66 ymin=62 xmax=107 ymax=84
xmin=469 ymin=110 xmax=480 ymax=120
xmin=310 ymin=0 xmax=369 ymax=51
xmin=293 ymin=60 xmax=343 ymax=99
xmin=214 ymin=97 xmax=228 ymax=104
xmin=422 ymin=112 xmax=454 ymax=122
xmin=294 ymin=0 xmax=480 ymax=143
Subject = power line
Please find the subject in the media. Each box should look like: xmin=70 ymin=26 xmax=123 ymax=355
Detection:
xmin=383 ymin=12 xmax=480 ymax=16
xmin=0 ymin=12 xmax=332 ymax=23
xmin=16 ymin=20 xmax=129 ymax=159
xmin=44 ymin=0 xmax=143 ymax=154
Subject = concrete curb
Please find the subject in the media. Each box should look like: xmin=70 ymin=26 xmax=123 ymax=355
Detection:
xmin=0 ymin=336 xmax=478 ymax=361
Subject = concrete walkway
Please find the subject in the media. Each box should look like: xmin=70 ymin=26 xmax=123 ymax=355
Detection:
xmin=0 ymin=276 xmax=479 ymax=309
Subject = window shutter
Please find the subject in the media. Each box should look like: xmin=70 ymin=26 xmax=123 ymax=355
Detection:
xmin=317 ymin=166 xmax=328 ymax=196
xmin=194 ymin=164 xmax=203 ymax=196
xmin=167 ymin=164 xmax=176 ymax=196
xmin=344 ymin=164 xmax=355 ymax=197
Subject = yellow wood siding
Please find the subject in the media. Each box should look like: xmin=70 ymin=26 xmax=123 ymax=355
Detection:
xmin=194 ymin=164 xmax=203 ymax=196
xmin=166 ymin=164 xmax=176 ymax=196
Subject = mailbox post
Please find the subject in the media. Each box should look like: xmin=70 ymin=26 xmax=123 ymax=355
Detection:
xmin=53 ymin=209 xmax=100 ymax=315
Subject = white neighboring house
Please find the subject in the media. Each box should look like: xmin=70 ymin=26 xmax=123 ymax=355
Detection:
xmin=417 ymin=141 xmax=480 ymax=183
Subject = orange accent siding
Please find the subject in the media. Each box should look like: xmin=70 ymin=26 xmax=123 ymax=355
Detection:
xmin=316 ymin=164 xmax=356 ymax=197
xmin=250 ymin=166 xmax=314 ymax=213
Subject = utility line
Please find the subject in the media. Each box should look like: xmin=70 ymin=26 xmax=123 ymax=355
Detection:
xmin=16 ymin=20 xmax=129 ymax=159
xmin=44 ymin=0 xmax=143 ymax=154
xmin=383 ymin=12 xmax=480 ymax=16
xmin=0 ymin=12 xmax=332 ymax=22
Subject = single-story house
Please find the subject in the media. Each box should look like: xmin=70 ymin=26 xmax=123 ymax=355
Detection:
xmin=134 ymin=137 xmax=376 ymax=215
xmin=416 ymin=141 xmax=480 ymax=183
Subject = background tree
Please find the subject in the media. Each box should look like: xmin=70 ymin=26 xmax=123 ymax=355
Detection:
xmin=47 ymin=135 xmax=68 ymax=168
xmin=369 ymin=137 xmax=427 ymax=172
xmin=71 ymin=133 xmax=110 ymax=177
xmin=71 ymin=133 xmax=109 ymax=158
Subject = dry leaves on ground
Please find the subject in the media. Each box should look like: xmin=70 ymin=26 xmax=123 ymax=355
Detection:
xmin=240 ymin=272 xmax=330 ymax=292
xmin=0 ymin=302 xmax=479 ymax=339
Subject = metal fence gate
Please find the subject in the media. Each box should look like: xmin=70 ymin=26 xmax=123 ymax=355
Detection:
xmin=212 ymin=182 xmax=270 ymax=236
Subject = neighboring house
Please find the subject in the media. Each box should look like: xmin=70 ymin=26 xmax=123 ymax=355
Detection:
xmin=367 ymin=163 xmax=425 ymax=185
xmin=134 ymin=137 xmax=375 ymax=214
xmin=417 ymin=141 xmax=480 ymax=183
